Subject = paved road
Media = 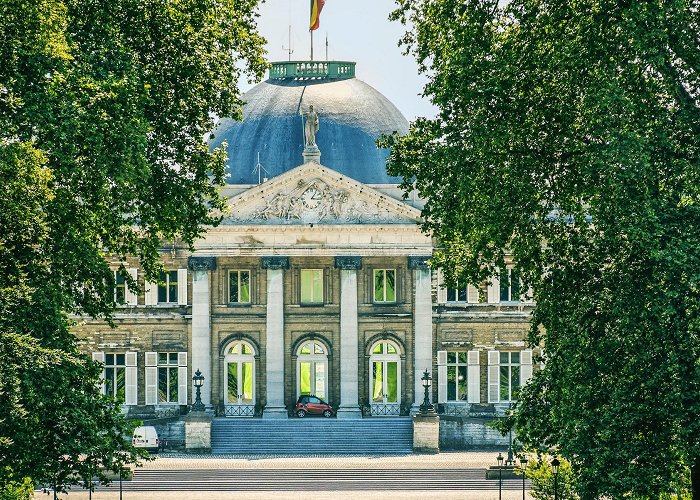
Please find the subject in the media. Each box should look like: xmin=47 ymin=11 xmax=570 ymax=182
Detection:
xmin=91 ymin=468 xmax=529 ymax=492
xmin=35 ymin=453 xmax=535 ymax=499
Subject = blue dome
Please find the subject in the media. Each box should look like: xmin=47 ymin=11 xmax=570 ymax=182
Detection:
xmin=210 ymin=63 xmax=409 ymax=185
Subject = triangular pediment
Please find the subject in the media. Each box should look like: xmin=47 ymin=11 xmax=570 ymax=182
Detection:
xmin=223 ymin=162 xmax=421 ymax=225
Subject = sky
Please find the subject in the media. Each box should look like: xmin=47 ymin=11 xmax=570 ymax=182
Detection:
xmin=242 ymin=0 xmax=437 ymax=121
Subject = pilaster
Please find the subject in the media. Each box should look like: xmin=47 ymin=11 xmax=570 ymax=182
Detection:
xmin=188 ymin=256 xmax=216 ymax=407
xmin=335 ymin=256 xmax=362 ymax=419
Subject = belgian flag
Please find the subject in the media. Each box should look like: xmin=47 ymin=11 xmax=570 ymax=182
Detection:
xmin=310 ymin=0 xmax=325 ymax=31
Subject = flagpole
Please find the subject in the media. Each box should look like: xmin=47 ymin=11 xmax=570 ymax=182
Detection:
xmin=309 ymin=0 xmax=313 ymax=60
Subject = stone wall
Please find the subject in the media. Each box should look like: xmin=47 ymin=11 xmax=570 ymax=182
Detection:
xmin=439 ymin=416 xmax=511 ymax=450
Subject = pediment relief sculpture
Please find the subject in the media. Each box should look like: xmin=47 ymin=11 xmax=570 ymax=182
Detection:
xmin=225 ymin=178 xmax=413 ymax=225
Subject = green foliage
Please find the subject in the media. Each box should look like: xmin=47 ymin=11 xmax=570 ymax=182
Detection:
xmin=0 ymin=471 xmax=33 ymax=500
xmin=386 ymin=0 xmax=700 ymax=497
xmin=0 ymin=0 xmax=266 ymax=490
xmin=519 ymin=454 xmax=579 ymax=500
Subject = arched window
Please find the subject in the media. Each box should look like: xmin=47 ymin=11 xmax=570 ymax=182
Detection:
xmin=369 ymin=340 xmax=401 ymax=415
xmin=224 ymin=340 xmax=255 ymax=416
xmin=296 ymin=340 xmax=328 ymax=401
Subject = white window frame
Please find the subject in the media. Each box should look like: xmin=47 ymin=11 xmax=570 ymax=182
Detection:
xmin=158 ymin=270 xmax=179 ymax=303
xmin=146 ymin=351 xmax=187 ymax=405
xmin=499 ymin=268 xmax=522 ymax=303
xmin=369 ymin=340 xmax=401 ymax=405
xmin=296 ymin=340 xmax=328 ymax=400
xmin=488 ymin=350 xmax=532 ymax=403
xmin=224 ymin=341 xmax=256 ymax=406
xmin=229 ymin=270 xmax=251 ymax=304
xmin=97 ymin=351 xmax=137 ymax=405
xmin=373 ymin=269 xmax=397 ymax=303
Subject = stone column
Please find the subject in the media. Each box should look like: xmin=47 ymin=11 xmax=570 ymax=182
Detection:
xmin=262 ymin=256 xmax=289 ymax=419
xmin=409 ymin=256 xmax=433 ymax=412
xmin=188 ymin=256 xmax=216 ymax=408
xmin=335 ymin=256 xmax=363 ymax=419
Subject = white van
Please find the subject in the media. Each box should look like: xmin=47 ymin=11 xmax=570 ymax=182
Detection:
xmin=132 ymin=426 xmax=160 ymax=452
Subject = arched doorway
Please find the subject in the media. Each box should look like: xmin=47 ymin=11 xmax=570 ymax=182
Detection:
xmin=296 ymin=340 xmax=328 ymax=401
xmin=369 ymin=340 xmax=401 ymax=416
xmin=223 ymin=340 xmax=255 ymax=417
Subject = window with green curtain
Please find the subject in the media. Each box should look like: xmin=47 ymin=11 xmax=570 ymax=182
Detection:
xmin=386 ymin=362 xmax=398 ymax=402
xmin=301 ymin=269 xmax=323 ymax=303
xmin=374 ymin=269 xmax=396 ymax=302
xmin=230 ymin=270 xmax=251 ymax=303
xmin=372 ymin=362 xmax=383 ymax=402
xmin=242 ymin=362 xmax=253 ymax=402
xmin=300 ymin=362 xmax=311 ymax=395
xmin=227 ymin=363 xmax=238 ymax=403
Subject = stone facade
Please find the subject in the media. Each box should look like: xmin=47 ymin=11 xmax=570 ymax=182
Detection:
xmin=72 ymin=160 xmax=537 ymax=449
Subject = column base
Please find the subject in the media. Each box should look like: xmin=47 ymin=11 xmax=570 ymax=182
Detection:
xmin=335 ymin=406 xmax=363 ymax=419
xmin=262 ymin=406 xmax=289 ymax=419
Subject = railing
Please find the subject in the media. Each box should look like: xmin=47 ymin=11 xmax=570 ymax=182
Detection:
xmin=224 ymin=404 xmax=255 ymax=417
xmin=369 ymin=403 xmax=401 ymax=416
xmin=269 ymin=61 xmax=356 ymax=80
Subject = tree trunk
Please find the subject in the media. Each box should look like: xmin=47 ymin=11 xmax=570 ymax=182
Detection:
xmin=692 ymin=458 xmax=700 ymax=500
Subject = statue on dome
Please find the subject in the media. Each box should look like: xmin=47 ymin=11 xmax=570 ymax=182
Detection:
xmin=301 ymin=104 xmax=320 ymax=150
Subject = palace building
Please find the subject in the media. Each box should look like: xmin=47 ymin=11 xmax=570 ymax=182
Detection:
xmin=74 ymin=61 xmax=535 ymax=449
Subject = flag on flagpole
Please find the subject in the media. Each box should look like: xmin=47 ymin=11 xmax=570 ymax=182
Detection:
xmin=310 ymin=0 xmax=325 ymax=31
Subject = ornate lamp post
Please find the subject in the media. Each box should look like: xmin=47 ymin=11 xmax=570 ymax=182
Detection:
xmin=497 ymin=452 xmax=504 ymax=500
xmin=519 ymin=455 xmax=529 ymax=500
xmin=419 ymin=369 xmax=435 ymax=414
xmin=551 ymin=457 xmax=561 ymax=500
xmin=192 ymin=369 xmax=205 ymax=412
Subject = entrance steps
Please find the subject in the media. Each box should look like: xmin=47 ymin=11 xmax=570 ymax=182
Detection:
xmin=211 ymin=417 xmax=413 ymax=454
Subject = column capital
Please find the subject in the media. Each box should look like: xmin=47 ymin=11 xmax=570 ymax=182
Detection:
xmin=335 ymin=256 xmax=362 ymax=270
xmin=261 ymin=256 xmax=290 ymax=270
xmin=188 ymin=256 xmax=216 ymax=271
xmin=408 ymin=256 xmax=431 ymax=270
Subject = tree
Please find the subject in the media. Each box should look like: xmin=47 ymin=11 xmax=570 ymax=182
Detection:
xmin=0 ymin=0 xmax=266 ymax=490
xmin=384 ymin=0 xmax=700 ymax=497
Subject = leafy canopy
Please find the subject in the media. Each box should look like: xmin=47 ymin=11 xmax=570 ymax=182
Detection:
xmin=0 ymin=0 xmax=267 ymax=490
xmin=385 ymin=0 xmax=700 ymax=497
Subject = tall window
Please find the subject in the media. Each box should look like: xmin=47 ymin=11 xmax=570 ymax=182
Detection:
xmin=105 ymin=353 xmax=126 ymax=403
xmin=499 ymin=351 xmax=521 ymax=401
xmin=114 ymin=271 xmax=126 ymax=304
xmin=297 ymin=340 xmax=327 ymax=400
xmin=229 ymin=270 xmax=251 ymax=303
xmin=373 ymin=269 xmax=396 ymax=303
xmin=369 ymin=340 xmax=401 ymax=406
xmin=158 ymin=353 xmax=179 ymax=403
xmin=225 ymin=341 xmax=255 ymax=406
xmin=447 ymin=352 xmax=468 ymax=401
xmin=300 ymin=269 xmax=323 ymax=304
xmin=447 ymin=282 xmax=468 ymax=302
xmin=500 ymin=269 xmax=521 ymax=302
xmin=158 ymin=271 xmax=178 ymax=303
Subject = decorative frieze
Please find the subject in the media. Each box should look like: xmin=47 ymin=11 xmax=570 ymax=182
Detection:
xmin=334 ymin=256 xmax=362 ymax=270
xmin=188 ymin=256 xmax=216 ymax=271
xmin=261 ymin=256 xmax=290 ymax=270
xmin=408 ymin=256 xmax=431 ymax=270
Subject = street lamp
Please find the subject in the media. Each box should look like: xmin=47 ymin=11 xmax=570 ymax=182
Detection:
xmin=519 ymin=455 xmax=529 ymax=500
xmin=497 ymin=452 xmax=504 ymax=500
xmin=192 ymin=369 xmax=205 ymax=412
xmin=419 ymin=369 xmax=435 ymax=414
xmin=551 ymin=457 xmax=561 ymax=500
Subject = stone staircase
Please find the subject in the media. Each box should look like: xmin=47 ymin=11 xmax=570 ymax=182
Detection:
xmin=211 ymin=417 xmax=413 ymax=454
